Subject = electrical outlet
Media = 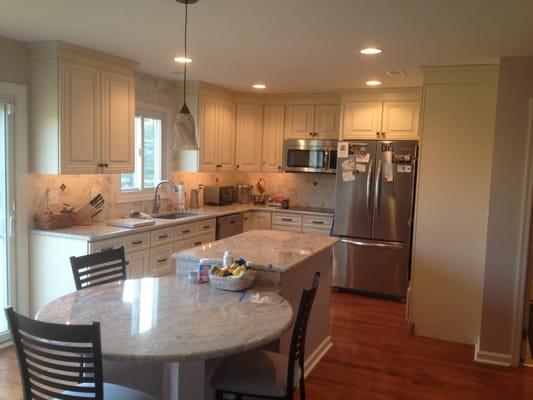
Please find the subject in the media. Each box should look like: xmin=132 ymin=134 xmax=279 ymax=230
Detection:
xmin=48 ymin=189 xmax=59 ymax=205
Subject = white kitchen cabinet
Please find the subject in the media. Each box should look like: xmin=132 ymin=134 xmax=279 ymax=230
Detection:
xmin=101 ymin=72 xmax=135 ymax=173
xmin=29 ymin=41 xmax=137 ymax=174
xmin=125 ymin=249 xmax=150 ymax=279
xmin=341 ymin=100 xmax=419 ymax=140
xmin=236 ymin=104 xmax=263 ymax=171
xmin=243 ymin=212 xmax=253 ymax=232
xmin=381 ymin=101 xmax=419 ymax=140
xmin=272 ymin=212 xmax=303 ymax=227
xmin=262 ymin=105 xmax=285 ymax=172
xmin=149 ymin=243 xmax=174 ymax=277
xmin=285 ymin=104 xmax=340 ymax=139
xmin=272 ymin=224 xmax=302 ymax=233
xmin=252 ymin=211 xmax=272 ymax=230
xmin=199 ymin=97 xmax=236 ymax=172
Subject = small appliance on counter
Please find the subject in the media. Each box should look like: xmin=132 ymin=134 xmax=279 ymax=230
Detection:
xmin=204 ymin=185 xmax=235 ymax=205
xmin=189 ymin=188 xmax=200 ymax=209
xmin=235 ymin=184 xmax=253 ymax=203
xmin=266 ymin=195 xmax=290 ymax=209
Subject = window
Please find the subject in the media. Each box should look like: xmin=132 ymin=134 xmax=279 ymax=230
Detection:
xmin=121 ymin=114 xmax=163 ymax=192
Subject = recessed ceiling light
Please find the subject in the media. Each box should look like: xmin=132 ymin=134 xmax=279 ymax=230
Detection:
xmin=253 ymin=84 xmax=267 ymax=89
xmin=366 ymin=80 xmax=382 ymax=86
xmin=360 ymin=48 xmax=382 ymax=55
xmin=174 ymin=56 xmax=192 ymax=63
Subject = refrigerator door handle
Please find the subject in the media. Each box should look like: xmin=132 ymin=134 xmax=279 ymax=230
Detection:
xmin=374 ymin=159 xmax=382 ymax=215
xmin=340 ymin=238 xmax=404 ymax=250
xmin=366 ymin=159 xmax=373 ymax=214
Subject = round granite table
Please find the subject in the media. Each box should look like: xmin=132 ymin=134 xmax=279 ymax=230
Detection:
xmin=37 ymin=276 xmax=293 ymax=399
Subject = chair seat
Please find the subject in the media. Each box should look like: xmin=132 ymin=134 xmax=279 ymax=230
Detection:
xmin=63 ymin=382 xmax=156 ymax=399
xmin=211 ymin=350 xmax=301 ymax=397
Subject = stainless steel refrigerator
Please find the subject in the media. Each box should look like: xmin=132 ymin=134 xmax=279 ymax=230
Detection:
xmin=332 ymin=140 xmax=418 ymax=300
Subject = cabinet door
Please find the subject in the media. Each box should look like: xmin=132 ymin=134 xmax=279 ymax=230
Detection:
xmin=342 ymin=102 xmax=383 ymax=139
xmin=101 ymin=72 xmax=135 ymax=173
xmin=285 ymin=105 xmax=315 ymax=139
xmin=217 ymin=101 xmax=236 ymax=171
xmin=236 ymin=104 xmax=263 ymax=171
xmin=381 ymin=101 xmax=419 ymax=140
xmin=149 ymin=244 xmax=174 ymax=277
xmin=60 ymin=63 xmax=101 ymax=173
xmin=252 ymin=211 xmax=272 ymax=230
xmin=314 ymin=105 xmax=340 ymax=139
xmin=243 ymin=212 xmax=253 ymax=232
xmin=262 ymin=105 xmax=285 ymax=172
xmin=126 ymin=249 xmax=149 ymax=279
xmin=199 ymin=97 xmax=219 ymax=171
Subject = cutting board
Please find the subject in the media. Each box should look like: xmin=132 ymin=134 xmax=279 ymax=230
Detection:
xmin=106 ymin=218 xmax=155 ymax=229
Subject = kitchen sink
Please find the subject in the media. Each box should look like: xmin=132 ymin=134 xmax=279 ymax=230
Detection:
xmin=152 ymin=211 xmax=200 ymax=220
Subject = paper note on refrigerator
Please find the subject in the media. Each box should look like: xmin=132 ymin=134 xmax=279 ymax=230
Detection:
xmin=356 ymin=163 xmax=366 ymax=173
xmin=342 ymin=171 xmax=355 ymax=182
xmin=337 ymin=142 xmax=349 ymax=158
xmin=342 ymin=159 xmax=355 ymax=171
xmin=356 ymin=153 xmax=370 ymax=163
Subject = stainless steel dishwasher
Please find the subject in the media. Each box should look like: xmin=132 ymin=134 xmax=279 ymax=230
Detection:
xmin=216 ymin=213 xmax=244 ymax=239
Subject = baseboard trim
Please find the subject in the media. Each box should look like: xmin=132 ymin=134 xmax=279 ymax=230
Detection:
xmin=304 ymin=336 xmax=332 ymax=378
xmin=474 ymin=337 xmax=512 ymax=367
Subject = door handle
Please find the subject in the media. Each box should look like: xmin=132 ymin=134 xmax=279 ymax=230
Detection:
xmin=366 ymin=160 xmax=373 ymax=215
xmin=8 ymin=216 xmax=16 ymax=238
xmin=374 ymin=159 xmax=382 ymax=216
xmin=341 ymin=238 xmax=404 ymax=250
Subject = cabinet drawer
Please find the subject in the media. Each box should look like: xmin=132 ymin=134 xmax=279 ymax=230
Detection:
xmin=302 ymin=215 xmax=333 ymax=228
xmin=196 ymin=219 xmax=216 ymax=233
xmin=150 ymin=227 xmax=174 ymax=246
xmin=190 ymin=232 xmax=216 ymax=248
xmin=89 ymin=238 xmax=123 ymax=254
xmin=302 ymin=226 xmax=331 ymax=235
xmin=149 ymin=243 xmax=174 ymax=277
xmin=174 ymin=222 xmax=196 ymax=239
xmin=122 ymin=232 xmax=150 ymax=252
xmin=272 ymin=213 xmax=302 ymax=226
xmin=125 ymin=249 xmax=149 ymax=279
xmin=272 ymin=224 xmax=302 ymax=233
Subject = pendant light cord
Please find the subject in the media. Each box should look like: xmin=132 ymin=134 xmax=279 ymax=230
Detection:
xmin=183 ymin=1 xmax=188 ymax=106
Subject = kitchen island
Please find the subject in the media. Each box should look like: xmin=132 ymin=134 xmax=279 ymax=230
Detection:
xmin=174 ymin=229 xmax=339 ymax=374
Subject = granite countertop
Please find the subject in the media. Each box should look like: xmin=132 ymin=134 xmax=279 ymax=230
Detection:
xmin=174 ymin=229 xmax=339 ymax=273
xmin=31 ymin=204 xmax=334 ymax=242
xmin=36 ymin=276 xmax=293 ymax=362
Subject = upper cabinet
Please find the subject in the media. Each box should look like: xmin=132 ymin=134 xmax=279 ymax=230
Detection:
xmin=285 ymin=104 xmax=340 ymax=139
xmin=199 ymin=96 xmax=236 ymax=172
xmin=29 ymin=41 xmax=137 ymax=174
xmin=262 ymin=105 xmax=285 ymax=172
xmin=341 ymin=100 xmax=419 ymax=140
xmin=235 ymin=104 xmax=263 ymax=171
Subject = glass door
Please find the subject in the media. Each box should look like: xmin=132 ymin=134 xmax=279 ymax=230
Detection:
xmin=0 ymin=99 xmax=15 ymax=342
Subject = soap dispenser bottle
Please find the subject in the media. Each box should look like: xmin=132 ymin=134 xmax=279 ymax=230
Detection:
xmin=176 ymin=182 xmax=186 ymax=211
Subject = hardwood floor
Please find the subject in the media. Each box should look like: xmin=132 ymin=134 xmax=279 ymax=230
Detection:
xmin=2 ymin=291 xmax=533 ymax=399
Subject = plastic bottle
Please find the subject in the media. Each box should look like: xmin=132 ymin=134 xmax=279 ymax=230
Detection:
xmin=223 ymin=251 xmax=234 ymax=267
xmin=176 ymin=182 xmax=186 ymax=211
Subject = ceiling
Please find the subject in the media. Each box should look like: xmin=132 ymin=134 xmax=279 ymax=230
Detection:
xmin=1 ymin=0 xmax=532 ymax=93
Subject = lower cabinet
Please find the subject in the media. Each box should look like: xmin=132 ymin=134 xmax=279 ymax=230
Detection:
xmin=243 ymin=212 xmax=253 ymax=232
xmin=149 ymin=243 xmax=174 ymax=277
xmin=271 ymin=212 xmax=333 ymax=234
xmin=252 ymin=211 xmax=272 ymax=230
xmin=125 ymin=249 xmax=150 ymax=279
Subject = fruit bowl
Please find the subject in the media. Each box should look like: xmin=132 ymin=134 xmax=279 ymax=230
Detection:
xmin=209 ymin=269 xmax=256 ymax=292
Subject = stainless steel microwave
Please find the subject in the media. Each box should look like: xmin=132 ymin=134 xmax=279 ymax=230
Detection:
xmin=283 ymin=139 xmax=338 ymax=174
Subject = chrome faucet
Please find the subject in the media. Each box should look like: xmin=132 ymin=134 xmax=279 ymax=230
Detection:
xmin=152 ymin=180 xmax=178 ymax=215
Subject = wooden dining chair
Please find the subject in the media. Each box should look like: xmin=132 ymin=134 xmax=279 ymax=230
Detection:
xmin=70 ymin=247 xmax=127 ymax=290
xmin=211 ymin=272 xmax=321 ymax=400
xmin=5 ymin=307 xmax=155 ymax=400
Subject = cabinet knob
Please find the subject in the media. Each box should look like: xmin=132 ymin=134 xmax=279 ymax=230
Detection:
xmin=97 ymin=163 xmax=109 ymax=168
xmin=381 ymin=132 xmax=386 ymax=137
xmin=236 ymin=164 xmax=240 ymax=169
xmin=375 ymin=132 xmax=380 ymax=137
xmin=278 ymin=166 xmax=282 ymax=170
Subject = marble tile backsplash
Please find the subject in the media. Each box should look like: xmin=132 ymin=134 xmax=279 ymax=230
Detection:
xmin=30 ymin=172 xmax=336 ymax=224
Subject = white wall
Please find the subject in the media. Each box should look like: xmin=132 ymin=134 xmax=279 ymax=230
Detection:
xmin=478 ymin=57 xmax=533 ymax=366
xmin=410 ymin=66 xmax=498 ymax=345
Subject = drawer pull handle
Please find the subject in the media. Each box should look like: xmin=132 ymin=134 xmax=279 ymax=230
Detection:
xmin=181 ymin=229 xmax=191 ymax=234
xmin=281 ymin=218 xmax=293 ymax=222
xmin=202 ymin=225 xmax=210 ymax=229
xmin=193 ymin=241 xmax=202 ymax=246
xmin=131 ymin=240 xmax=143 ymax=245
xmin=158 ymin=234 xmax=169 ymax=239
xmin=101 ymin=247 xmax=114 ymax=252
xmin=311 ymin=221 xmax=325 ymax=225
xmin=156 ymin=258 xmax=168 ymax=263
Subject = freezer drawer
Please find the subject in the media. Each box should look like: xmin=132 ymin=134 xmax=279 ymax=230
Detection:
xmin=332 ymin=238 xmax=409 ymax=299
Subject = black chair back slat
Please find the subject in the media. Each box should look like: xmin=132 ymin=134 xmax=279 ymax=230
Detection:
xmin=286 ymin=272 xmax=320 ymax=396
xmin=70 ymin=247 xmax=127 ymax=290
xmin=5 ymin=307 xmax=105 ymax=400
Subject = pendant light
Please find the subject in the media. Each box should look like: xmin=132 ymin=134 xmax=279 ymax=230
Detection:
xmin=173 ymin=0 xmax=199 ymax=149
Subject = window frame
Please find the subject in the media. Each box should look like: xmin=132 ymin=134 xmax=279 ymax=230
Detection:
xmin=117 ymin=104 xmax=172 ymax=203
